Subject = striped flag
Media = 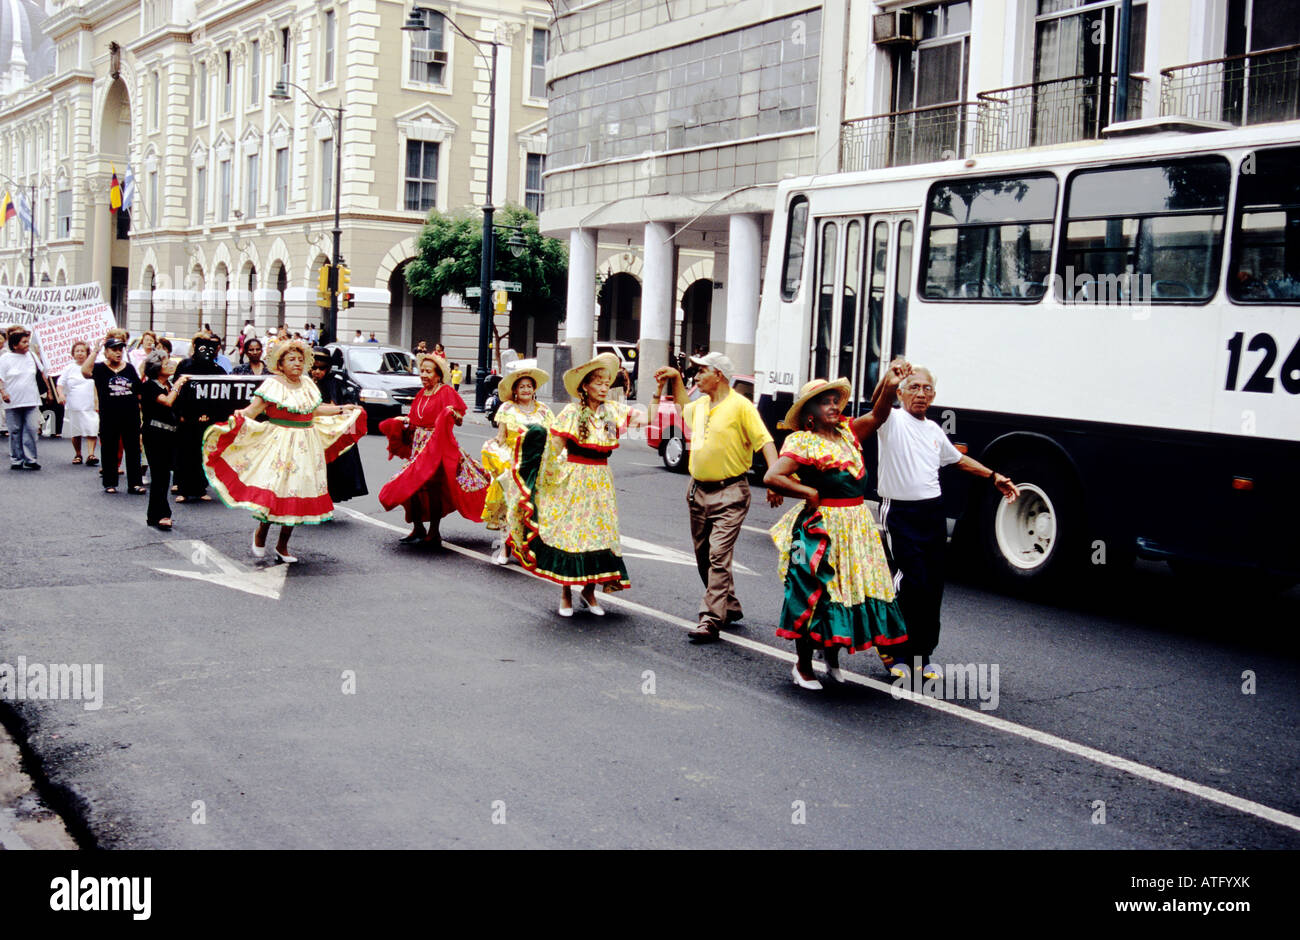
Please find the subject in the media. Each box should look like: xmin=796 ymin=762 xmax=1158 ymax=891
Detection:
xmin=15 ymin=190 xmax=34 ymax=234
xmin=121 ymin=167 xmax=135 ymax=210
xmin=0 ymin=192 xmax=14 ymax=229
xmin=109 ymin=168 xmax=122 ymax=213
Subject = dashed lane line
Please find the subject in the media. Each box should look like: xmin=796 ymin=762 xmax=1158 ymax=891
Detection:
xmin=334 ymin=506 xmax=1300 ymax=834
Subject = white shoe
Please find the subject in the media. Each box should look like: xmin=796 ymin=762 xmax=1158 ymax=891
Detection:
xmin=826 ymin=666 xmax=844 ymax=683
xmin=580 ymin=593 xmax=605 ymax=616
xmin=251 ymin=538 xmax=266 ymax=559
xmin=275 ymin=549 xmax=298 ymax=564
xmin=792 ymin=664 xmax=823 ymax=691
xmin=557 ymin=605 xmax=574 ymax=618
xmin=493 ymin=545 xmax=510 ymax=566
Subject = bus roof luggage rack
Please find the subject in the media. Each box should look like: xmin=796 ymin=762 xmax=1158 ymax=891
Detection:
xmin=1102 ymin=116 xmax=1234 ymax=138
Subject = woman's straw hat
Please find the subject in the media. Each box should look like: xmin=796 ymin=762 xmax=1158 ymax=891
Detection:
xmin=563 ymin=352 xmax=622 ymax=399
xmin=783 ymin=378 xmax=852 ymax=429
xmin=498 ymin=365 xmax=550 ymax=402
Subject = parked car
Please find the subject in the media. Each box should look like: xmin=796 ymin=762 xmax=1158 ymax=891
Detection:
xmin=325 ymin=343 xmax=422 ymax=432
xmin=594 ymin=340 xmax=639 ymax=398
xmin=647 ymin=373 xmax=755 ymax=473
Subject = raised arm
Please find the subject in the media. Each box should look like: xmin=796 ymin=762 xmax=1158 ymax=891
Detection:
xmin=81 ymin=341 xmax=102 ymax=378
xmin=651 ymin=366 xmax=689 ymax=422
xmin=851 ymin=359 xmax=909 ymax=439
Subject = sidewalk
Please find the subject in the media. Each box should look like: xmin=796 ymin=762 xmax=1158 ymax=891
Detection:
xmin=0 ymin=720 xmax=77 ymax=849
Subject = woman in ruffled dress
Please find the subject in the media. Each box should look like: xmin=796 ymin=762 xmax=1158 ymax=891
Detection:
xmin=202 ymin=339 xmax=366 ymax=563
xmin=480 ymin=366 xmax=553 ymax=564
xmin=377 ymin=353 xmax=490 ymax=549
xmin=763 ymin=369 xmax=909 ymax=691
xmin=508 ymin=352 xmax=648 ymax=617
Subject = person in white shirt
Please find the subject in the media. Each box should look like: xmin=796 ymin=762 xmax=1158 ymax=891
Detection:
xmin=866 ymin=360 xmax=1019 ymax=682
xmin=0 ymin=327 xmax=48 ymax=469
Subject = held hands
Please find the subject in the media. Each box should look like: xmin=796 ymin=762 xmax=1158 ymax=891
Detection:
xmin=653 ymin=366 xmax=681 ymax=384
xmin=766 ymin=489 xmax=785 ymax=508
xmin=803 ymin=489 xmax=820 ymax=512
xmin=884 ymin=358 xmax=911 ymax=389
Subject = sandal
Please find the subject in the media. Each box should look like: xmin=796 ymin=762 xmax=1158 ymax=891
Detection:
xmin=130 ymin=486 xmax=148 ymax=495
xmin=72 ymin=456 xmax=83 ymax=464
xmin=152 ymin=519 xmax=173 ymax=531
xmin=104 ymin=487 xmax=117 ymax=494
xmin=86 ymin=456 xmax=100 ymax=466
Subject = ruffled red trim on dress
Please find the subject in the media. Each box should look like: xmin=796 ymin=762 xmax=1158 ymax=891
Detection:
xmin=377 ymin=386 xmax=485 ymax=522
xmin=204 ymin=414 xmax=335 ymax=517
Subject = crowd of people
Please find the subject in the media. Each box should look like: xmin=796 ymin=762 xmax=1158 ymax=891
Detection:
xmin=7 ymin=321 xmax=1021 ymax=687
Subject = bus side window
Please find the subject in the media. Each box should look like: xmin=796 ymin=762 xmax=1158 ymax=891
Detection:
xmin=1229 ymin=147 xmax=1300 ymax=304
xmin=781 ymin=196 xmax=810 ymax=301
xmin=921 ymin=174 xmax=1057 ymax=302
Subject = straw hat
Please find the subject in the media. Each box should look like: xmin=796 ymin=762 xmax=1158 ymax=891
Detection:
xmin=497 ymin=365 xmax=549 ymax=402
xmin=563 ymin=352 xmax=622 ymax=399
xmin=267 ymin=338 xmax=315 ymax=374
xmin=415 ymin=352 xmax=451 ymax=384
xmin=783 ymin=378 xmax=852 ymax=430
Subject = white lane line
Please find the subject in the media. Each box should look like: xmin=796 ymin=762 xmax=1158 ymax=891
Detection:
xmin=334 ymin=506 xmax=1300 ymax=833
xmin=741 ymin=524 xmax=771 ymax=536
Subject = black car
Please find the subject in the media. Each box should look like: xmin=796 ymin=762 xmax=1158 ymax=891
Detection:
xmin=325 ymin=343 xmax=423 ymax=433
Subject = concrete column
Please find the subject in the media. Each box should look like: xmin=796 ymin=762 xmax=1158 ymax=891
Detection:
xmin=726 ymin=213 xmax=762 ymax=376
xmin=91 ymin=194 xmax=112 ymax=306
xmin=638 ymin=220 xmax=675 ymax=400
xmin=564 ymin=228 xmax=597 ymax=367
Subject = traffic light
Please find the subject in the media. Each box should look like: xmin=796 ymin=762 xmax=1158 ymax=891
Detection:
xmin=337 ymin=265 xmax=351 ymax=309
xmin=317 ymin=264 xmax=332 ymax=308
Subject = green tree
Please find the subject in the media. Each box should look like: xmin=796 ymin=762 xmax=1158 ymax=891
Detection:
xmin=404 ymin=204 xmax=567 ymax=369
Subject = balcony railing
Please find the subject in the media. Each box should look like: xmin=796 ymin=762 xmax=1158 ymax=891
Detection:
xmin=976 ymin=73 xmax=1146 ymax=152
xmin=840 ymin=102 xmax=979 ymax=172
xmin=1160 ymin=44 xmax=1300 ymax=126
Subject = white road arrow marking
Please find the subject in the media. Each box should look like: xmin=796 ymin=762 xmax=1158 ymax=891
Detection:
xmin=151 ymin=539 xmax=287 ymax=600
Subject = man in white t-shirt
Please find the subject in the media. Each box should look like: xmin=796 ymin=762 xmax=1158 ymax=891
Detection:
xmin=871 ymin=361 xmax=1020 ymax=682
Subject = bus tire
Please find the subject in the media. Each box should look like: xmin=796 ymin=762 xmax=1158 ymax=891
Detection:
xmin=660 ymin=431 xmax=687 ymax=473
xmin=978 ymin=454 xmax=1083 ymax=589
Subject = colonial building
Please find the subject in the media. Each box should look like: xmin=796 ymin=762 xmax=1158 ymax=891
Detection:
xmin=540 ymin=0 xmax=1300 ymax=396
xmin=0 ymin=0 xmax=553 ymax=365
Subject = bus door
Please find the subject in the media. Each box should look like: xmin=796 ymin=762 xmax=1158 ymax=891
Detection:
xmin=810 ymin=216 xmax=865 ymax=409
xmin=856 ymin=213 xmax=916 ymax=413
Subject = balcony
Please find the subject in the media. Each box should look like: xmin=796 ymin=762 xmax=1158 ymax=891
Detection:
xmin=840 ymin=102 xmax=979 ymax=172
xmin=976 ymin=73 xmax=1146 ymax=152
xmin=1160 ymin=44 xmax=1300 ymax=127
xmin=841 ymin=74 xmax=1146 ymax=172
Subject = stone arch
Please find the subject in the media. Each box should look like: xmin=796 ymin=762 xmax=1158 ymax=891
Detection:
xmin=597 ymin=272 xmax=642 ymax=343
xmin=598 ymin=249 xmax=643 ymax=282
xmin=676 ymin=257 xmax=715 ymax=304
xmin=375 ymin=237 xmax=419 ymax=289
xmin=264 ymin=236 xmax=291 ymax=285
xmin=97 ymin=75 xmax=132 ymax=160
xmin=138 ymin=246 xmax=161 ymax=288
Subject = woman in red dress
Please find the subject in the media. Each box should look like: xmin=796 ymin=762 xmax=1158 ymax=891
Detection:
xmin=377 ymin=353 xmax=489 ymax=548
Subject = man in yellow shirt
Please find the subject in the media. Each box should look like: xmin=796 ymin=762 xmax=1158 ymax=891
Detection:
xmin=655 ymin=352 xmax=782 ymax=643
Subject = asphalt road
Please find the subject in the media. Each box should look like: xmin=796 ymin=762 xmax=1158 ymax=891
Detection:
xmin=2 ymin=417 xmax=1297 ymax=849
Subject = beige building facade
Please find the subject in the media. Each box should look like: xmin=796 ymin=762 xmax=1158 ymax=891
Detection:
xmin=0 ymin=0 xmax=553 ymax=366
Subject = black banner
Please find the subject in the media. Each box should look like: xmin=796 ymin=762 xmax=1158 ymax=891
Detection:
xmin=178 ymin=375 xmax=264 ymax=423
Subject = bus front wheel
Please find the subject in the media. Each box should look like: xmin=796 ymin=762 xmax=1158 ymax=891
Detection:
xmin=979 ymin=456 xmax=1082 ymax=588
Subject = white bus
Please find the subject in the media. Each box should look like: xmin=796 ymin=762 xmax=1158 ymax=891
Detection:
xmin=754 ymin=121 xmax=1300 ymax=587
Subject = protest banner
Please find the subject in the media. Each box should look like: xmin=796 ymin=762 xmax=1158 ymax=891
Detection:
xmin=178 ymin=375 xmax=263 ymax=424
xmin=0 ymin=284 xmax=112 ymax=328
xmin=30 ymin=304 xmax=118 ymax=377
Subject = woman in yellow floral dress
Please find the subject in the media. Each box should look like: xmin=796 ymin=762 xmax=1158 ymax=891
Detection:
xmin=481 ymin=366 xmax=553 ymax=564
xmin=509 ymin=352 xmax=648 ymax=616
xmin=763 ymin=376 xmax=908 ymax=690
xmin=203 ymin=339 xmax=366 ymax=563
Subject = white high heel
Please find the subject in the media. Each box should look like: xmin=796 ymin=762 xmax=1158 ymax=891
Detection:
xmin=275 ymin=549 xmax=298 ymax=564
xmin=579 ymin=590 xmax=605 ymax=616
xmin=251 ymin=537 xmax=267 ymax=559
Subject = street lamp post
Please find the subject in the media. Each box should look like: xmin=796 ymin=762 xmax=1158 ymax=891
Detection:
xmin=404 ymin=6 xmax=500 ymax=411
xmin=270 ymin=80 xmax=343 ymax=345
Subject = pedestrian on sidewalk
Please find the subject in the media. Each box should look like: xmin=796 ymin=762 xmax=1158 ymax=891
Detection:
xmin=871 ymin=360 xmax=1020 ymax=683
xmin=202 ymin=339 xmax=366 ymax=562
xmin=763 ymin=372 xmax=909 ymax=690
xmin=653 ymin=353 xmax=783 ymax=643
xmin=509 ymin=353 xmax=648 ymax=616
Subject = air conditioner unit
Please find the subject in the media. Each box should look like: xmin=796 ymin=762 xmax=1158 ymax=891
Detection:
xmin=873 ymin=10 xmax=922 ymax=45
xmin=411 ymin=48 xmax=448 ymax=64
xmin=430 ymin=49 xmax=448 ymax=65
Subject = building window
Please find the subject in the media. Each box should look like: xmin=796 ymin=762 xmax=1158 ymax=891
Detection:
xmin=404 ymin=140 xmax=438 ymax=211
xmin=323 ymin=10 xmax=336 ymax=84
xmin=197 ymin=62 xmax=208 ymax=121
xmin=195 ymin=166 xmax=207 ymax=224
xmin=320 ymin=137 xmax=334 ymax=209
xmin=245 ymin=152 xmax=259 ymax=220
xmin=274 ymin=147 xmax=289 ymax=215
xmin=117 ymin=208 xmax=131 ymax=240
xmin=280 ymin=27 xmax=291 ymax=84
xmin=151 ymin=71 xmax=160 ymax=130
xmin=409 ymin=13 xmax=446 ymax=85
xmin=219 ymin=158 xmax=231 ymax=220
xmin=530 ymin=28 xmax=548 ymax=99
xmin=224 ymin=51 xmax=233 ymax=113
xmin=886 ymin=2 xmax=971 ymax=164
xmin=149 ymin=171 xmax=158 ymax=226
xmin=250 ymin=39 xmax=260 ymax=104
xmin=525 ymin=153 xmax=545 ymax=214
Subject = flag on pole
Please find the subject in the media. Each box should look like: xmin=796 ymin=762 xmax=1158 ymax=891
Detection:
xmin=109 ymin=168 xmax=122 ymax=213
xmin=16 ymin=191 xmax=34 ymax=234
xmin=121 ymin=166 xmax=135 ymax=211
xmin=0 ymin=192 xmax=14 ymax=229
